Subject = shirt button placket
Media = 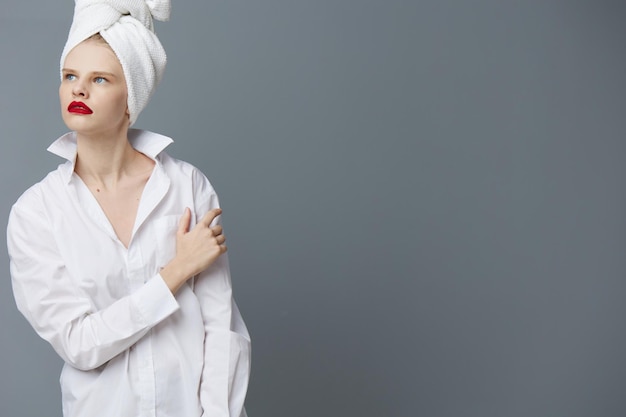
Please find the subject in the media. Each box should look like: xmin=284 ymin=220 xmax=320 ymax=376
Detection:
xmin=127 ymin=242 xmax=157 ymax=417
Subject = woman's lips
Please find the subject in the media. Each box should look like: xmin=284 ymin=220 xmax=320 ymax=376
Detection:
xmin=68 ymin=101 xmax=93 ymax=114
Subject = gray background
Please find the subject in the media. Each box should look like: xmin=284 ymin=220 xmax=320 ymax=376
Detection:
xmin=2 ymin=1 xmax=626 ymax=416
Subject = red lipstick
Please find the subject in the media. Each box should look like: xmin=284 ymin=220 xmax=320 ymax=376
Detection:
xmin=68 ymin=101 xmax=93 ymax=114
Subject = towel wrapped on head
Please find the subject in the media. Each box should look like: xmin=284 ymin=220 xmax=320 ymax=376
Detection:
xmin=60 ymin=0 xmax=171 ymax=125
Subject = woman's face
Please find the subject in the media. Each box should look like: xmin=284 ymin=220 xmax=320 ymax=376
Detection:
xmin=59 ymin=38 xmax=129 ymax=136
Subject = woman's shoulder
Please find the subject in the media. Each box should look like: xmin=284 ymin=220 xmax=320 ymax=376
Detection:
xmin=158 ymin=152 xmax=216 ymax=192
xmin=9 ymin=163 xmax=71 ymax=229
xmin=12 ymin=164 xmax=70 ymax=210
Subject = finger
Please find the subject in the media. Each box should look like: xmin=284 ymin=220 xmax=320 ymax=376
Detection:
xmin=201 ymin=208 xmax=222 ymax=227
xmin=215 ymin=234 xmax=226 ymax=245
xmin=178 ymin=207 xmax=192 ymax=235
xmin=210 ymin=225 xmax=223 ymax=237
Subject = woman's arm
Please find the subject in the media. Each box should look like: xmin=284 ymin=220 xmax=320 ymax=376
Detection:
xmin=7 ymin=200 xmax=179 ymax=371
xmin=189 ymin=170 xmax=251 ymax=417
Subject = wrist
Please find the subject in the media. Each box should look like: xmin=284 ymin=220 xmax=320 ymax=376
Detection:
xmin=160 ymin=258 xmax=191 ymax=294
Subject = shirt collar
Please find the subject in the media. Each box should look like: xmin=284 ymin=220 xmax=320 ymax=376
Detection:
xmin=47 ymin=129 xmax=174 ymax=183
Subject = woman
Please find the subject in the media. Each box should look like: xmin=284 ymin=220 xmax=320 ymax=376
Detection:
xmin=6 ymin=1 xmax=251 ymax=416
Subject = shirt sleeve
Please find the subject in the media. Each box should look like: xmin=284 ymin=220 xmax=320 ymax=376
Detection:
xmin=7 ymin=196 xmax=180 ymax=372
xmin=191 ymin=169 xmax=251 ymax=417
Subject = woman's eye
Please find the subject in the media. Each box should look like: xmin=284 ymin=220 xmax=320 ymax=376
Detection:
xmin=94 ymin=77 xmax=107 ymax=84
xmin=65 ymin=74 xmax=76 ymax=81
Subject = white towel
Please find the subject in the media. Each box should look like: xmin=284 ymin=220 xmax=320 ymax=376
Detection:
xmin=61 ymin=0 xmax=171 ymax=125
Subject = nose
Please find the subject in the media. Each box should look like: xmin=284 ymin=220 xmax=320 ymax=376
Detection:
xmin=72 ymin=79 xmax=88 ymax=98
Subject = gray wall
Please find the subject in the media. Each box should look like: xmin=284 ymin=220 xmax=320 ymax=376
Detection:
xmin=2 ymin=1 xmax=626 ymax=416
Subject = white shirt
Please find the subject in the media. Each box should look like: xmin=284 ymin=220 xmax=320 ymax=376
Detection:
xmin=7 ymin=129 xmax=251 ymax=417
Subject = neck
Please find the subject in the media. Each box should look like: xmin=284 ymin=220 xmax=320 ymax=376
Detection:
xmin=74 ymin=128 xmax=148 ymax=190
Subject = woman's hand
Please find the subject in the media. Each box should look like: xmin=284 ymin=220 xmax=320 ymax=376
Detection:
xmin=160 ymin=207 xmax=227 ymax=294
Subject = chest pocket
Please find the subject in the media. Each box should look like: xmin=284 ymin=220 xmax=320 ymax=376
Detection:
xmin=152 ymin=215 xmax=180 ymax=264
xmin=151 ymin=212 xmax=198 ymax=291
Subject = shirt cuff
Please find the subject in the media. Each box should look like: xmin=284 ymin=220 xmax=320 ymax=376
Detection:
xmin=132 ymin=274 xmax=180 ymax=326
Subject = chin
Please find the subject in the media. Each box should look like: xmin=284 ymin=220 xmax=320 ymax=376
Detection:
xmin=63 ymin=116 xmax=129 ymax=137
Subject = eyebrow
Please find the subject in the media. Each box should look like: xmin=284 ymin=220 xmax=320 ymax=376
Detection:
xmin=62 ymin=68 xmax=118 ymax=78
